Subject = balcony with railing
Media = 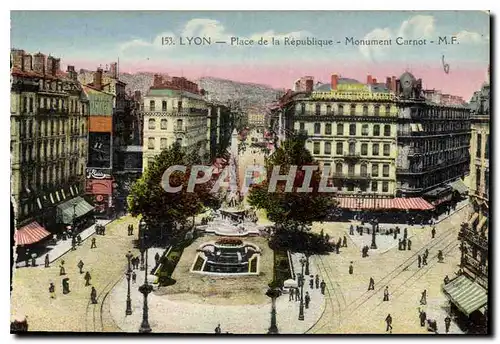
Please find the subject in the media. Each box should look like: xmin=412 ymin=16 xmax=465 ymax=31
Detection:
xmin=173 ymin=125 xmax=187 ymax=133
xmin=344 ymin=151 xmax=361 ymax=160
xmin=38 ymin=108 xmax=69 ymax=116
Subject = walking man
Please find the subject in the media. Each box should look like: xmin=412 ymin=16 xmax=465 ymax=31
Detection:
xmin=419 ymin=309 xmax=427 ymax=327
xmin=59 ymin=261 xmax=66 ymax=276
xmin=342 ymin=235 xmax=347 ymax=248
xmin=349 ymin=225 xmax=354 ymax=235
xmin=385 ymin=314 xmax=393 ymax=333
xmin=44 ymin=254 xmax=50 ymax=268
xmin=132 ymin=271 xmax=137 ymax=284
xmin=77 ymin=260 xmax=84 ymax=274
xmin=305 ymin=291 xmax=311 ymax=309
xmin=407 ymin=239 xmax=412 ymax=251
xmin=418 ymin=255 xmax=422 ymax=268
xmin=438 ymin=250 xmax=444 ymax=263
xmin=91 ymin=237 xmax=97 ymax=249
xmin=155 ymin=252 xmax=160 ymax=266
xmin=420 ymin=289 xmax=427 ymax=305
xmin=368 ymin=277 xmax=375 ymax=291
xmin=383 ymin=286 xmax=390 ymax=301
xmin=349 ymin=261 xmax=354 ymax=275
xmin=84 ymin=271 xmax=92 ymax=286
xmin=90 ymin=287 xmax=98 ymax=304
xmin=431 ymin=227 xmax=436 ymax=239
xmin=315 ymin=274 xmax=320 ymax=289
xmin=215 ymin=324 xmax=221 ymax=334
xmin=49 ymin=283 xmax=55 ymax=299
xmin=444 ymin=275 xmax=450 ymax=285
xmin=422 ymin=254 xmax=428 ymax=266
xmin=309 ymin=276 xmax=314 ymax=289
xmin=289 ymin=288 xmax=294 ymax=301
xmin=320 ymin=280 xmax=326 ymax=295
xmin=444 ymin=316 xmax=451 ymax=333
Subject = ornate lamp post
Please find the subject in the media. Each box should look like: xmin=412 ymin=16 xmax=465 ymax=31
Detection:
xmin=138 ymin=226 xmax=152 ymax=333
xmin=298 ymin=256 xmax=306 ymax=321
xmin=266 ymin=250 xmax=281 ymax=334
xmin=125 ymin=251 xmax=133 ymax=316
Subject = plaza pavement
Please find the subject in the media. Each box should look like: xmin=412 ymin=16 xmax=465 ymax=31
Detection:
xmin=109 ymin=251 xmax=325 ymax=334
xmin=10 ymin=215 xmax=140 ymax=332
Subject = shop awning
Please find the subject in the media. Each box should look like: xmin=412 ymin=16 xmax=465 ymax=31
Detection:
xmin=56 ymin=196 xmax=94 ymax=224
xmin=449 ymin=180 xmax=469 ymax=194
xmin=468 ymin=213 xmax=479 ymax=227
xmin=336 ymin=197 xmax=434 ymax=211
xmin=443 ymin=275 xmax=488 ymax=316
xmin=432 ymin=194 xmax=453 ymax=206
xmin=14 ymin=221 xmax=51 ymax=246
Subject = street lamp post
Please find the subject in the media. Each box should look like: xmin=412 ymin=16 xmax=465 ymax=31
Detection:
xmin=138 ymin=226 xmax=152 ymax=333
xmin=125 ymin=251 xmax=133 ymax=316
xmin=71 ymin=202 xmax=77 ymax=249
xmin=298 ymin=257 xmax=306 ymax=321
xmin=266 ymin=250 xmax=281 ymax=334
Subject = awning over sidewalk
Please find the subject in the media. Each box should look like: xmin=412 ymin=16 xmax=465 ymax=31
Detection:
xmin=56 ymin=196 xmax=94 ymax=224
xmin=443 ymin=275 xmax=488 ymax=316
xmin=14 ymin=221 xmax=51 ymax=246
xmin=449 ymin=179 xmax=469 ymax=195
xmin=337 ymin=197 xmax=434 ymax=211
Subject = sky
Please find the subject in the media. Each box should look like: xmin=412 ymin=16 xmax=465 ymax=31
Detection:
xmin=11 ymin=11 xmax=490 ymax=99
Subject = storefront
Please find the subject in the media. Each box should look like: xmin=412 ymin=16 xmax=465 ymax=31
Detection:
xmin=86 ymin=178 xmax=113 ymax=219
xmin=56 ymin=196 xmax=95 ymax=232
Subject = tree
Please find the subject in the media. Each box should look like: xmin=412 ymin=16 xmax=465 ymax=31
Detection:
xmin=248 ymin=134 xmax=338 ymax=253
xmin=127 ymin=143 xmax=217 ymax=241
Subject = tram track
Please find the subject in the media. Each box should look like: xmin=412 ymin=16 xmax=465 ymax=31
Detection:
xmin=307 ymin=222 xmax=461 ymax=334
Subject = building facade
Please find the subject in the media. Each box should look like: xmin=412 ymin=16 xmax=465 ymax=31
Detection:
xmin=11 ymin=50 xmax=91 ymax=236
xmin=142 ymin=76 xmax=209 ymax=170
xmin=207 ymin=102 xmax=234 ymax=161
xmin=395 ymin=72 xmax=471 ymax=207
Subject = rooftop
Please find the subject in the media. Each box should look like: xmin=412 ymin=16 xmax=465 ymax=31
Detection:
xmin=146 ymin=88 xmax=204 ymax=100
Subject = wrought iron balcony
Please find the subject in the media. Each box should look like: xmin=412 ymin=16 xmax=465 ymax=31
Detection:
xmin=344 ymin=151 xmax=361 ymax=159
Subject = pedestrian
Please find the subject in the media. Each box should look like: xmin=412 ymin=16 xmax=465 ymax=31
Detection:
xmin=132 ymin=271 xmax=137 ymax=284
xmin=444 ymin=316 xmax=451 ymax=333
xmin=320 ymin=280 xmax=326 ymax=295
xmin=49 ymin=282 xmax=55 ymax=299
xmin=71 ymin=236 xmax=77 ymax=250
xmin=349 ymin=261 xmax=354 ymax=275
xmin=417 ymin=255 xmax=422 ymax=268
xmin=155 ymin=252 xmax=160 ymax=266
xmin=90 ymin=286 xmax=97 ymax=304
xmin=31 ymin=254 xmax=37 ymax=267
xmin=385 ymin=314 xmax=393 ymax=333
xmin=91 ymin=237 xmax=96 ymax=249
xmin=404 ymin=228 xmax=408 ymax=239
xmin=84 ymin=271 xmax=92 ymax=286
xmin=62 ymin=278 xmax=70 ymax=294
xmin=422 ymin=255 xmax=428 ymax=266
xmin=438 ymin=250 xmax=444 ymax=263
xmin=305 ymin=291 xmax=310 ymax=309
xmin=420 ymin=289 xmax=427 ymax=305
xmin=431 ymin=227 xmax=436 ymax=239
xmin=336 ymin=242 xmax=340 ymax=254
xmin=407 ymin=239 xmax=412 ymax=251
xmin=444 ymin=275 xmax=450 ymax=285
xmin=368 ymin=277 xmax=375 ymax=291
xmin=215 ymin=324 xmax=221 ymax=334
xmin=294 ymin=287 xmax=300 ymax=301
xmin=101 ymin=225 xmax=106 ymax=235
xmin=44 ymin=254 xmax=50 ymax=268
xmin=419 ymin=309 xmax=427 ymax=327
xmin=77 ymin=260 xmax=84 ymax=274
xmin=398 ymin=239 xmax=402 ymax=250
xmin=315 ymin=274 xmax=320 ymax=289
xmin=289 ymin=288 xmax=294 ymax=301
xmin=77 ymin=234 xmax=82 ymax=245
xmin=349 ymin=225 xmax=354 ymax=235
xmin=383 ymin=286 xmax=389 ymax=301
xmin=309 ymin=276 xmax=314 ymax=289
xmin=59 ymin=261 xmax=66 ymax=276
xmin=393 ymin=230 xmax=397 ymax=240
xmin=342 ymin=235 xmax=347 ymax=247
xmin=402 ymin=239 xmax=407 ymax=251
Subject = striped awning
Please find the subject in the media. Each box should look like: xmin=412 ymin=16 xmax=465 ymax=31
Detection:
xmin=337 ymin=197 xmax=434 ymax=211
xmin=56 ymin=196 xmax=94 ymax=224
xmin=443 ymin=275 xmax=488 ymax=316
xmin=14 ymin=221 xmax=51 ymax=246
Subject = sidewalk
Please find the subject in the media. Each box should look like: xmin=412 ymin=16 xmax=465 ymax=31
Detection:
xmin=15 ymin=219 xmax=112 ymax=268
xmin=109 ymin=251 xmax=325 ymax=334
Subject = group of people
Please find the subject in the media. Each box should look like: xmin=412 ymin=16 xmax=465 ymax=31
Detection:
xmin=95 ymin=224 xmax=106 ymax=235
xmin=49 ymin=258 xmax=98 ymax=303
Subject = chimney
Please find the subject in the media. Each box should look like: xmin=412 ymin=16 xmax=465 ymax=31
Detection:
xmin=395 ymin=79 xmax=401 ymax=94
xmin=46 ymin=56 xmax=55 ymax=75
xmin=367 ymin=74 xmax=373 ymax=85
xmin=67 ymin=65 xmax=77 ymax=80
xmin=110 ymin=62 xmax=118 ymax=78
xmin=391 ymin=76 xmax=396 ymax=92
xmin=23 ymin=54 xmax=33 ymax=71
xmin=331 ymin=74 xmax=338 ymax=90
xmin=11 ymin=49 xmax=25 ymax=69
xmin=385 ymin=77 xmax=391 ymax=90
xmin=305 ymin=79 xmax=314 ymax=92
xmin=53 ymin=58 xmax=61 ymax=76
xmin=33 ymin=53 xmax=46 ymax=74
xmin=372 ymin=78 xmax=377 ymax=84
xmin=94 ymin=68 xmax=103 ymax=90
xmin=153 ymin=74 xmax=163 ymax=87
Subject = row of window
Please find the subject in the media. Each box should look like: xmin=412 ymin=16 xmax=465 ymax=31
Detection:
xmin=312 ymin=141 xmax=392 ymax=157
xmin=148 ymin=99 xmax=183 ymax=112
xmin=19 ymin=118 xmax=85 ymax=138
xmin=147 ymin=118 xmax=184 ymax=130
xmin=412 ymin=137 xmax=470 ymax=152
xmin=476 ymin=133 xmax=490 ymax=160
xmin=298 ymin=103 xmax=394 ymax=117
xmin=147 ymin=137 xmax=183 ymax=150
xmin=330 ymin=180 xmax=391 ymax=193
xmin=300 ymin=122 xmax=393 ymax=137
xmin=412 ymin=107 xmax=469 ymax=120
xmin=323 ymin=162 xmax=392 ymax=178
xmin=20 ymin=161 xmax=82 ymax=194
xmin=422 ymin=122 xmax=469 ymax=132
xmin=22 ymin=96 xmax=84 ymax=114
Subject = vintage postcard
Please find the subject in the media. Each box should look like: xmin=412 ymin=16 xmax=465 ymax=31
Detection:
xmin=10 ymin=10 xmax=490 ymax=334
